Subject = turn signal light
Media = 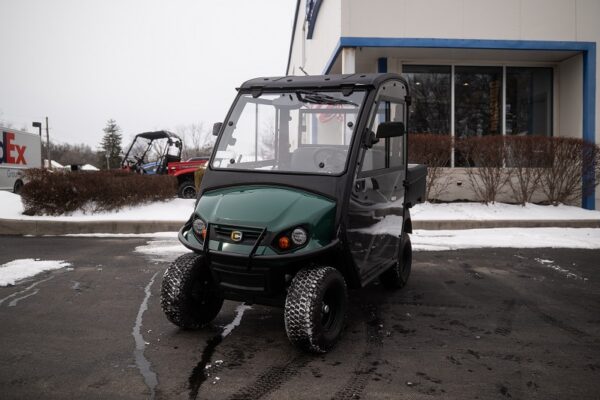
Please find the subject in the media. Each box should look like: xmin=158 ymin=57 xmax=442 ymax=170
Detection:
xmin=278 ymin=236 xmax=291 ymax=250
xmin=201 ymin=227 xmax=207 ymax=240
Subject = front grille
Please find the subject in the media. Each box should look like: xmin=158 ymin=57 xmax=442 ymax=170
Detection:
xmin=212 ymin=224 xmax=263 ymax=244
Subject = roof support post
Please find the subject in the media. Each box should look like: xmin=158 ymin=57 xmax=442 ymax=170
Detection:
xmin=341 ymin=47 xmax=356 ymax=74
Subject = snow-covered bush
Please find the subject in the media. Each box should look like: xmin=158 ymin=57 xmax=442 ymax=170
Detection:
xmin=21 ymin=169 xmax=177 ymax=215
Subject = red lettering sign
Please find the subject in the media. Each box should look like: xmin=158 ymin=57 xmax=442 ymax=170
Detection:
xmin=16 ymin=145 xmax=27 ymax=164
xmin=5 ymin=132 xmax=15 ymax=164
xmin=1 ymin=132 xmax=28 ymax=165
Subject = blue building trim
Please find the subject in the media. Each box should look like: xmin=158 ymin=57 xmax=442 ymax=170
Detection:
xmin=582 ymin=45 xmax=597 ymax=209
xmin=324 ymin=37 xmax=597 ymax=209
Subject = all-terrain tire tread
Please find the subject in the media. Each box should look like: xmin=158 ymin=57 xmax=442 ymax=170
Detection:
xmin=160 ymin=253 xmax=222 ymax=329
xmin=284 ymin=266 xmax=347 ymax=353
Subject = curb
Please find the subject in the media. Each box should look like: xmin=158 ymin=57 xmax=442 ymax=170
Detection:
xmin=1 ymin=218 xmax=600 ymax=236
xmin=0 ymin=219 xmax=184 ymax=235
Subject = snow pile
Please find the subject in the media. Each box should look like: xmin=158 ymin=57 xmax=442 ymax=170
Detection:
xmin=0 ymin=191 xmax=194 ymax=221
xmin=0 ymin=258 xmax=71 ymax=286
xmin=412 ymin=228 xmax=600 ymax=251
xmin=411 ymin=201 xmax=600 ymax=221
xmin=360 ymin=215 xmax=600 ymax=250
xmin=2 ymin=190 xmax=600 ymax=222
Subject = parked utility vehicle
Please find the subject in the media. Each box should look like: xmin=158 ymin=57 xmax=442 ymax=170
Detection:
xmin=121 ymin=130 xmax=207 ymax=197
xmin=161 ymin=73 xmax=426 ymax=353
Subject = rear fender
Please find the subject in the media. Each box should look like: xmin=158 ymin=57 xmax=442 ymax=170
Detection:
xmin=172 ymin=168 xmax=199 ymax=178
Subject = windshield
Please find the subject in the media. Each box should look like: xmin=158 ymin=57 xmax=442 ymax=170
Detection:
xmin=212 ymin=90 xmax=366 ymax=174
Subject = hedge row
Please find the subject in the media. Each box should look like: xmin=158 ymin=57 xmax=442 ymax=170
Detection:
xmin=408 ymin=134 xmax=600 ymax=205
xmin=21 ymin=170 xmax=178 ymax=216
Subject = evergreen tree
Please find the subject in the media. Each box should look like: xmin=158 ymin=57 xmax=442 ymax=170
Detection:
xmin=99 ymin=119 xmax=122 ymax=169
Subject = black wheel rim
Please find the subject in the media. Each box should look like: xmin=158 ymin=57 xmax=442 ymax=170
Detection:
xmin=190 ymin=277 xmax=212 ymax=307
xmin=182 ymin=185 xmax=196 ymax=199
xmin=321 ymin=282 xmax=344 ymax=332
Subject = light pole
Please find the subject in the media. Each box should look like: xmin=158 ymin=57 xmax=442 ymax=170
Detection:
xmin=45 ymin=117 xmax=51 ymax=170
xmin=32 ymin=122 xmax=43 ymax=168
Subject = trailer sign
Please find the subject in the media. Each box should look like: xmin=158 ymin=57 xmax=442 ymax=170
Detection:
xmin=0 ymin=128 xmax=41 ymax=192
xmin=0 ymin=131 xmax=28 ymax=165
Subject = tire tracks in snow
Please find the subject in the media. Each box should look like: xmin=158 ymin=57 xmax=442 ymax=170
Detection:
xmin=226 ymin=354 xmax=310 ymax=400
xmin=188 ymin=304 xmax=252 ymax=400
xmin=332 ymin=304 xmax=384 ymax=400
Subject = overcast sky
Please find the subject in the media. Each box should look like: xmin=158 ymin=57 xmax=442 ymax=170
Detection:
xmin=0 ymin=0 xmax=296 ymax=148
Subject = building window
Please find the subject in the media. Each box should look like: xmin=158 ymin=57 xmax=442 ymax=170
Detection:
xmin=403 ymin=65 xmax=451 ymax=135
xmin=455 ymin=66 xmax=503 ymax=138
xmin=403 ymin=63 xmax=553 ymax=166
xmin=506 ymin=67 xmax=553 ymax=136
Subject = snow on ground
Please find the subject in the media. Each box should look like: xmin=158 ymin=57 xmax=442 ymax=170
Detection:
xmin=0 ymin=191 xmax=194 ymax=221
xmin=0 ymin=259 xmax=71 ymax=286
xmin=3 ymin=191 xmax=600 ymax=222
xmin=132 ymin=224 xmax=600 ymax=260
xmin=359 ymin=215 xmax=600 ymax=250
xmin=412 ymin=228 xmax=600 ymax=251
xmin=411 ymin=201 xmax=600 ymax=220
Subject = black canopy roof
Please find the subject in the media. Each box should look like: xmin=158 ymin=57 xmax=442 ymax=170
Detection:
xmin=134 ymin=130 xmax=180 ymax=141
xmin=239 ymin=73 xmax=405 ymax=92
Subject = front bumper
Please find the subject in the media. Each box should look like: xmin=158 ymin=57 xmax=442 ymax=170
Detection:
xmin=177 ymin=219 xmax=340 ymax=303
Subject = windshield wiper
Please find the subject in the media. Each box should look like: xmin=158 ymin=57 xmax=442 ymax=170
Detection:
xmin=296 ymin=90 xmax=358 ymax=106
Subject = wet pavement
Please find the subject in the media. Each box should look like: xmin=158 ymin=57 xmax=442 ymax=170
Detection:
xmin=0 ymin=236 xmax=599 ymax=399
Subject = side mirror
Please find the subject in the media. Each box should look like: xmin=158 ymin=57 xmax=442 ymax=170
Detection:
xmin=376 ymin=121 xmax=405 ymax=139
xmin=212 ymin=122 xmax=223 ymax=136
xmin=364 ymin=130 xmax=379 ymax=148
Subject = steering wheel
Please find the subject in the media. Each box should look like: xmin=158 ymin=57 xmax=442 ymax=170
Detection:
xmin=313 ymin=148 xmax=347 ymax=173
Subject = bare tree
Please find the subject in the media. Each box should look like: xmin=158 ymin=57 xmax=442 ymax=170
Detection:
xmin=175 ymin=123 xmax=214 ymax=160
xmin=44 ymin=141 xmax=99 ymax=166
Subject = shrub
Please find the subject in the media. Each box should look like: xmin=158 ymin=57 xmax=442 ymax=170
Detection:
xmin=408 ymin=133 xmax=452 ymax=200
xmin=504 ymin=136 xmax=547 ymax=205
xmin=457 ymin=135 xmax=510 ymax=204
xmin=536 ymin=137 xmax=600 ymax=205
xmin=21 ymin=169 xmax=177 ymax=215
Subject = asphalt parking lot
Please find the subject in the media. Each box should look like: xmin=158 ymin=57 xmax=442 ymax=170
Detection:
xmin=0 ymin=236 xmax=599 ymax=400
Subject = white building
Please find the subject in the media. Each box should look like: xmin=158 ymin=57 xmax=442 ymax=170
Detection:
xmin=287 ymin=0 xmax=599 ymax=209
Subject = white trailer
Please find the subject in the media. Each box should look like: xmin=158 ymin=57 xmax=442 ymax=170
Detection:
xmin=0 ymin=127 xmax=42 ymax=193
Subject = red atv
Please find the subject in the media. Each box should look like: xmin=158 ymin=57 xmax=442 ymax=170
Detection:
xmin=121 ymin=130 xmax=208 ymax=198
xmin=167 ymin=156 xmax=209 ymax=198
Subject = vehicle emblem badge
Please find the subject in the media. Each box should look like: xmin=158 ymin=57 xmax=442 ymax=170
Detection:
xmin=231 ymin=231 xmax=243 ymax=242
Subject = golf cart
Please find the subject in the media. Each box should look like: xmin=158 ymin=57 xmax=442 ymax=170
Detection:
xmin=161 ymin=73 xmax=427 ymax=353
xmin=121 ymin=130 xmax=182 ymax=175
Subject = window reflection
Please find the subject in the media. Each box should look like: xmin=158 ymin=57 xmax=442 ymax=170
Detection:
xmin=404 ymin=65 xmax=451 ymax=135
xmin=455 ymin=66 xmax=502 ymax=138
xmin=506 ymin=67 xmax=553 ymax=136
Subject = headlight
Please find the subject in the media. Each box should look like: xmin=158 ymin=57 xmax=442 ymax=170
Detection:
xmin=291 ymin=227 xmax=308 ymax=245
xmin=192 ymin=218 xmax=206 ymax=240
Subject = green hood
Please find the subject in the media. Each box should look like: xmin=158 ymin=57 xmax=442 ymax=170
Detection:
xmin=196 ymin=185 xmax=335 ymax=235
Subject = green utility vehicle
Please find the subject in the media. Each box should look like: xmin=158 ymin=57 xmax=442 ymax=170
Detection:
xmin=161 ymin=73 xmax=427 ymax=353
